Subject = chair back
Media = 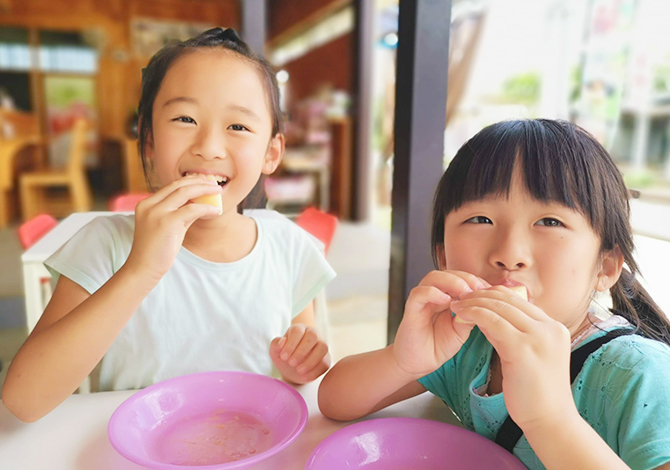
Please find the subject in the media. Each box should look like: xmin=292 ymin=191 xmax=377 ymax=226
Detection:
xmin=17 ymin=213 xmax=58 ymax=249
xmin=296 ymin=207 xmax=338 ymax=254
xmin=66 ymin=118 xmax=89 ymax=175
xmin=109 ymin=192 xmax=151 ymax=212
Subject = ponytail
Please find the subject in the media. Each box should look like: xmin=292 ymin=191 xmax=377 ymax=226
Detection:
xmin=610 ymin=268 xmax=670 ymax=345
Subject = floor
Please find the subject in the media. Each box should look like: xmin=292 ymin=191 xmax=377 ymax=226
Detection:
xmin=0 ymin=215 xmax=391 ymax=391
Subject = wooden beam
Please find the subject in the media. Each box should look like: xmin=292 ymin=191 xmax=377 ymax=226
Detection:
xmin=388 ymin=0 xmax=452 ymax=343
xmin=351 ymin=0 xmax=374 ymax=221
xmin=241 ymin=0 xmax=269 ymax=210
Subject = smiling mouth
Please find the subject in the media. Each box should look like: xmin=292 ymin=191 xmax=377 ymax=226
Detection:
xmin=183 ymin=172 xmax=230 ymax=187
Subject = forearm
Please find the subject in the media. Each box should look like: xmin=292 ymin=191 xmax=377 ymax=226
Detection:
xmin=2 ymin=264 xmax=157 ymax=421
xmin=524 ymin=411 xmax=630 ymax=470
xmin=318 ymin=344 xmax=419 ymax=421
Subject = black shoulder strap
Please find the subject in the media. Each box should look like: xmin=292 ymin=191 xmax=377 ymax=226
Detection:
xmin=494 ymin=329 xmax=633 ymax=453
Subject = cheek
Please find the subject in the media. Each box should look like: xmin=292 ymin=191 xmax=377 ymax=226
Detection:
xmin=443 ymin=236 xmax=480 ymax=271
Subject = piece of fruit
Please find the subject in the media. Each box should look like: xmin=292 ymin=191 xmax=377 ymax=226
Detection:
xmin=509 ymin=285 xmax=528 ymax=300
xmin=191 ymin=174 xmax=222 ymax=212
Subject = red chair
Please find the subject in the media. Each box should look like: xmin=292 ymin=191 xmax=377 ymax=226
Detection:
xmin=108 ymin=192 xmax=151 ymax=212
xmin=296 ymin=207 xmax=338 ymax=254
xmin=17 ymin=213 xmax=58 ymax=249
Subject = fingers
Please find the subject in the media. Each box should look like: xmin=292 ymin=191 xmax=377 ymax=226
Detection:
xmin=405 ymin=286 xmax=452 ymax=317
xmin=145 ymin=174 xmax=217 ymax=204
xmin=273 ymin=325 xmax=329 ymax=379
xmin=462 ymin=286 xmax=545 ymax=321
xmin=450 ymin=287 xmax=546 ymax=347
xmin=418 ymin=270 xmax=489 ymax=300
xmin=168 ymin=202 xmax=223 ymax=229
xmin=158 ymin=182 xmax=222 ymax=212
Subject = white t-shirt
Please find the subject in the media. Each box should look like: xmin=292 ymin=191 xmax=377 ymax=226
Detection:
xmin=45 ymin=210 xmax=336 ymax=391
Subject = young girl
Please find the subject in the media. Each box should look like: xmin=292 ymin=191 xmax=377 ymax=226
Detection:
xmin=319 ymin=119 xmax=670 ymax=470
xmin=3 ymin=28 xmax=335 ymax=422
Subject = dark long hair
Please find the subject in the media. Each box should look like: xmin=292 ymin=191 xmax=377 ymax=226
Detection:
xmin=136 ymin=27 xmax=282 ymax=200
xmin=431 ymin=119 xmax=669 ymax=345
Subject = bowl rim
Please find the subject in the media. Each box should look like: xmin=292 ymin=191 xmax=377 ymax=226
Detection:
xmin=107 ymin=370 xmax=308 ymax=470
xmin=304 ymin=417 xmax=526 ymax=470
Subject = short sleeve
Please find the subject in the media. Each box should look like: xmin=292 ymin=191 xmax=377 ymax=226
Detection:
xmin=609 ymin=341 xmax=670 ymax=470
xmin=44 ymin=215 xmax=132 ymax=294
xmin=291 ymin=227 xmax=336 ymax=317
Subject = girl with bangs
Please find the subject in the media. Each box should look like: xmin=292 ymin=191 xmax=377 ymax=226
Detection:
xmin=319 ymin=119 xmax=670 ymax=470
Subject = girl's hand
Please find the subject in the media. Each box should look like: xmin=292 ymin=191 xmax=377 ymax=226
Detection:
xmin=125 ymin=175 xmax=223 ymax=283
xmin=392 ymin=270 xmax=490 ymax=379
xmin=450 ymin=286 xmax=575 ymax=432
xmin=270 ymin=324 xmax=330 ymax=384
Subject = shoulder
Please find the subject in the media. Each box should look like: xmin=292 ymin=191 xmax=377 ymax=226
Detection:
xmin=84 ymin=213 xmax=135 ymax=237
xmin=594 ymin=333 xmax=670 ymax=370
xmin=250 ymin=210 xmax=323 ymax=250
xmin=579 ymin=333 xmax=670 ymax=398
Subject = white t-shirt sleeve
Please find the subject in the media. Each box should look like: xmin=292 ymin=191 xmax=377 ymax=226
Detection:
xmin=44 ymin=215 xmax=129 ymax=294
xmin=291 ymin=227 xmax=336 ymax=317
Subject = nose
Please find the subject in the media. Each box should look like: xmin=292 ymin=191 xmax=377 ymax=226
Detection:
xmin=191 ymin=124 xmax=227 ymax=160
xmin=488 ymin=227 xmax=532 ymax=271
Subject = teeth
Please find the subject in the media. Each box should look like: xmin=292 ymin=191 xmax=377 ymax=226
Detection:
xmin=185 ymin=172 xmax=228 ymax=184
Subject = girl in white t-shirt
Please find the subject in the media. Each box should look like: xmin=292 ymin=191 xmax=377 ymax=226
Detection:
xmin=3 ymin=28 xmax=335 ymax=422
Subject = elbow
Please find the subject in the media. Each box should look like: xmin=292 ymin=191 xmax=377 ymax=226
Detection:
xmin=317 ymin=372 xmax=356 ymax=422
xmin=2 ymin=379 xmax=47 ymax=423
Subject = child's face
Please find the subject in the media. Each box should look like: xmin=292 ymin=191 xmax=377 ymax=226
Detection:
xmin=442 ymin=168 xmax=617 ymax=333
xmin=147 ymin=49 xmax=283 ymax=212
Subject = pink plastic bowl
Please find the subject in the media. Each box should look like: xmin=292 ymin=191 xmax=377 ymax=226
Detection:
xmin=108 ymin=371 xmax=307 ymax=469
xmin=305 ymin=417 xmax=527 ymax=470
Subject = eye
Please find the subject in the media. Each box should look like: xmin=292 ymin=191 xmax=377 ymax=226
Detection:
xmin=228 ymin=124 xmax=249 ymax=132
xmin=536 ymin=217 xmax=564 ymax=227
xmin=465 ymin=216 xmax=492 ymax=224
xmin=173 ymin=116 xmax=195 ymax=124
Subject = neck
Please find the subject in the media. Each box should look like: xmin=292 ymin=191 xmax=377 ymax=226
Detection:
xmin=182 ymin=208 xmax=257 ymax=263
xmin=569 ymin=312 xmax=598 ymax=343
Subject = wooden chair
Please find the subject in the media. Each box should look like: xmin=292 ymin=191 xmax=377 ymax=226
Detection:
xmin=108 ymin=192 xmax=151 ymax=211
xmin=0 ymin=110 xmax=43 ymax=227
xmin=19 ymin=118 xmax=93 ymax=220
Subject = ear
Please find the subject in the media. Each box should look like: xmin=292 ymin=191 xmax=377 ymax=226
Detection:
xmin=436 ymin=244 xmax=447 ymax=271
xmin=595 ymin=247 xmax=624 ymax=292
xmin=262 ymin=133 xmax=285 ymax=175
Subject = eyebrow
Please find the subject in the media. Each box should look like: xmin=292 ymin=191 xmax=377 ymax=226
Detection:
xmin=227 ymin=104 xmax=262 ymax=122
xmin=162 ymin=96 xmax=198 ymax=107
xmin=162 ymin=99 xmax=262 ymax=122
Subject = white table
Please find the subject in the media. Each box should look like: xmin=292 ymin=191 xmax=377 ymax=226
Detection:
xmin=21 ymin=212 xmax=116 ymax=331
xmin=0 ymin=378 xmax=461 ymax=470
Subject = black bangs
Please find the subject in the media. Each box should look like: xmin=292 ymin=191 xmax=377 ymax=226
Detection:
xmin=431 ymin=119 xmax=630 ymax=266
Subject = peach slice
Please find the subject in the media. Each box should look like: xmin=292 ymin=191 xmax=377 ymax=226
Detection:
xmin=191 ymin=174 xmax=222 ymax=212
xmin=509 ymin=285 xmax=528 ymax=300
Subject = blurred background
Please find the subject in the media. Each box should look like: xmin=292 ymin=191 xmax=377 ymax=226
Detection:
xmin=1 ymin=0 xmax=669 ymax=385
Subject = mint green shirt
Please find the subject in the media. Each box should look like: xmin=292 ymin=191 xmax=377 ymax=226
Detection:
xmin=45 ymin=211 xmax=335 ymax=391
xmin=419 ymin=327 xmax=670 ymax=470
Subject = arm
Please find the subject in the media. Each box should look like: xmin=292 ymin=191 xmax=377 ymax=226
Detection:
xmin=451 ymin=287 xmax=666 ymax=470
xmin=270 ymin=301 xmax=331 ymax=384
xmin=319 ymin=270 xmax=488 ymax=421
xmin=2 ymin=267 xmax=158 ymax=422
xmin=318 ymin=345 xmax=427 ymax=421
xmin=523 ymin=413 xmax=631 ymax=470
xmin=2 ymin=176 xmax=222 ymax=422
